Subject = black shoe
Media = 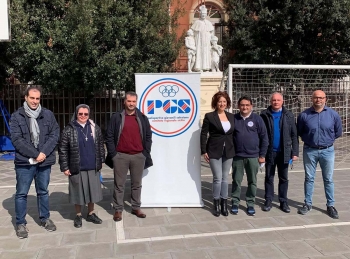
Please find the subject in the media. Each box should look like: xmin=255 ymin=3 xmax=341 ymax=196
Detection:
xmin=213 ymin=199 xmax=220 ymax=217
xmin=230 ymin=203 xmax=239 ymax=215
xmin=327 ymin=206 xmax=339 ymax=219
xmin=247 ymin=206 xmax=255 ymax=216
xmin=16 ymin=224 xmax=28 ymax=239
xmin=298 ymin=204 xmax=312 ymax=215
xmin=280 ymin=202 xmax=291 ymax=213
xmin=74 ymin=215 xmax=82 ymax=228
xmin=221 ymin=199 xmax=228 ymax=216
xmin=41 ymin=218 xmax=56 ymax=232
xmin=86 ymin=213 xmax=103 ymax=224
xmin=262 ymin=200 xmax=272 ymax=212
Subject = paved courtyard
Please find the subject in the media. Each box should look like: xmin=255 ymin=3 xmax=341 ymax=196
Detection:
xmin=0 ymin=156 xmax=349 ymax=258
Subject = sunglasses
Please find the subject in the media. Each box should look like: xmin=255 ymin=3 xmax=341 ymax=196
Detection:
xmin=78 ymin=113 xmax=89 ymax=116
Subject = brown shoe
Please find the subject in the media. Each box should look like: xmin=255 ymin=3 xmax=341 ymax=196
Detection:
xmin=131 ymin=209 xmax=146 ymax=218
xmin=113 ymin=211 xmax=122 ymax=222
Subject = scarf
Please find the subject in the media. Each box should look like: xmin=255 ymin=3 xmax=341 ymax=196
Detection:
xmin=23 ymin=101 xmax=42 ymax=148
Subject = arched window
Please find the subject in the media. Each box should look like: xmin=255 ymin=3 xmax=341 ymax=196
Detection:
xmin=194 ymin=4 xmax=222 ymax=20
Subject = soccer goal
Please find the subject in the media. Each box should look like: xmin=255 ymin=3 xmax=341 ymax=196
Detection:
xmin=0 ymin=0 xmax=10 ymax=41
xmin=227 ymin=64 xmax=350 ymax=170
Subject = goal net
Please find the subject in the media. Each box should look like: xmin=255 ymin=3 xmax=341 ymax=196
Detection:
xmin=227 ymin=64 xmax=350 ymax=170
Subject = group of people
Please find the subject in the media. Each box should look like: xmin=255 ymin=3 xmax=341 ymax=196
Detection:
xmin=9 ymin=84 xmax=342 ymax=239
xmin=10 ymin=86 xmax=152 ymax=238
xmin=201 ymin=90 xmax=342 ymax=219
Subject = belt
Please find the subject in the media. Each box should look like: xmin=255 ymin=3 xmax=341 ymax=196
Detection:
xmin=306 ymin=144 xmax=333 ymax=150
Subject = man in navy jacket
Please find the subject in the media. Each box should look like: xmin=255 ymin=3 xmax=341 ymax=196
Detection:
xmin=10 ymin=86 xmax=59 ymax=238
xmin=231 ymin=96 xmax=268 ymax=216
xmin=260 ymin=93 xmax=299 ymax=213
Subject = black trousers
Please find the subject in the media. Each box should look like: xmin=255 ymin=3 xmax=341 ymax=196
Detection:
xmin=264 ymin=151 xmax=289 ymax=203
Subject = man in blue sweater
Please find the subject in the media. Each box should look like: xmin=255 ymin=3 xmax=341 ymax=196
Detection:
xmin=230 ymin=96 xmax=268 ymax=216
xmin=260 ymin=93 xmax=299 ymax=213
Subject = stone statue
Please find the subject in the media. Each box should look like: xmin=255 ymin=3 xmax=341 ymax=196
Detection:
xmin=190 ymin=5 xmax=214 ymax=72
xmin=185 ymin=29 xmax=196 ymax=73
xmin=210 ymin=36 xmax=223 ymax=72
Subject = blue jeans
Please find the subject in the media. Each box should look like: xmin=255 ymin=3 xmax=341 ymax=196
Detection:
xmin=303 ymin=145 xmax=335 ymax=207
xmin=15 ymin=165 xmax=51 ymax=225
xmin=209 ymin=153 xmax=233 ymax=200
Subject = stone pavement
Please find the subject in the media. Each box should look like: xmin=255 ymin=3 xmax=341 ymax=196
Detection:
xmin=0 ymin=156 xmax=350 ymax=258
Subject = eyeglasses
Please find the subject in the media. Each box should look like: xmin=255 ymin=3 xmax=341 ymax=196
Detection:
xmin=78 ymin=113 xmax=89 ymax=116
xmin=313 ymin=97 xmax=326 ymax=100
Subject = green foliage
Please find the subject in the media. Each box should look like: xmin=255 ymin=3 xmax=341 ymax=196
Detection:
xmin=223 ymin=0 xmax=350 ymax=65
xmin=0 ymin=0 xmax=185 ymax=91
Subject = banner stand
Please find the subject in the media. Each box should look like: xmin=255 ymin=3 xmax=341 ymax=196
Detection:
xmin=136 ymin=73 xmax=203 ymax=208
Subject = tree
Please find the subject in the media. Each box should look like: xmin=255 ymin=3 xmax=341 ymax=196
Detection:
xmin=223 ymin=0 xmax=350 ymax=65
xmin=0 ymin=0 xmax=185 ymax=91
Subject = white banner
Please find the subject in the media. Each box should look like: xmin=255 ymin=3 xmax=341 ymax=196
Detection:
xmin=0 ymin=0 xmax=10 ymax=41
xmin=136 ymin=73 xmax=203 ymax=207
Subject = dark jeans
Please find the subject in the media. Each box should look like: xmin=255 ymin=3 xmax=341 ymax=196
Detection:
xmin=15 ymin=165 xmax=51 ymax=225
xmin=112 ymin=152 xmax=146 ymax=211
xmin=264 ymin=152 xmax=289 ymax=203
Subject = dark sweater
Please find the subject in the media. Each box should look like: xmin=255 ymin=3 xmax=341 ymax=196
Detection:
xmin=74 ymin=120 xmax=96 ymax=171
xmin=233 ymin=112 xmax=268 ymax=158
xmin=116 ymin=114 xmax=143 ymax=154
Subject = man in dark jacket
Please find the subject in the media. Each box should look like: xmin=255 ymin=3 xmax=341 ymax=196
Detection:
xmin=10 ymin=86 xmax=59 ymax=238
xmin=231 ymin=96 xmax=268 ymax=216
xmin=260 ymin=92 xmax=299 ymax=213
xmin=105 ymin=91 xmax=152 ymax=222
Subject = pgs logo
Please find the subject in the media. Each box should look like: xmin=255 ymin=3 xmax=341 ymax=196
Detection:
xmin=139 ymin=78 xmax=198 ymax=137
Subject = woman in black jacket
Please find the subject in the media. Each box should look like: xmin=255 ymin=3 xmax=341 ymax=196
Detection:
xmin=59 ymin=104 xmax=105 ymax=228
xmin=200 ymin=92 xmax=235 ymax=217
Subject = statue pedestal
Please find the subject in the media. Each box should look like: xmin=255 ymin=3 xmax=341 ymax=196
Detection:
xmin=200 ymin=72 xmax=224 ymax=124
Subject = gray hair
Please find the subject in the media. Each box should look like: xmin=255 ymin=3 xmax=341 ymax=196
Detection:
xmin=270 ymin=92 xmax=284 ymax=101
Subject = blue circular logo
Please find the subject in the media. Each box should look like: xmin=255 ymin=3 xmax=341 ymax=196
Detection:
xmin=139 ymin=78 xmax=198 ymax=137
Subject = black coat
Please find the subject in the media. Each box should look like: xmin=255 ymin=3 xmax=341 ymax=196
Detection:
xmin=260 ymin=106 xmax=299 ymax=164
xmin=200 ymin=111 xmax=235 ymax=159
xmin=58 ymin=120 xmax=105 ymax=175
xmin=105 ymin=109 xmax=153 ymax=169
xmin=10 ymin=107 xmax=59 ymax=166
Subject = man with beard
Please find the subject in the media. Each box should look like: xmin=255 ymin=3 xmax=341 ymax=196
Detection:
xmin=105 ymin=91 xmax=153 ymax=222
xmin=10 ymin=85 xmax=59 ymax=238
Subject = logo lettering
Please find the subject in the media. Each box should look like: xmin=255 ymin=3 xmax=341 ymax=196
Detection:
xmin=147 ymin=99 xmax=191 ymax=114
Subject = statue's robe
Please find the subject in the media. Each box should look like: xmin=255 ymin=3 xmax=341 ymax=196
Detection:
xmin=191 ymin=19 xmax=214 ymax=71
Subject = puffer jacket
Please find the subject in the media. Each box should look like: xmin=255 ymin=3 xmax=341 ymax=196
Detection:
xmin=58 ymin=119 xmax=105 ymax=174
xmin=260 ymin=106 xmax=299 ymax=164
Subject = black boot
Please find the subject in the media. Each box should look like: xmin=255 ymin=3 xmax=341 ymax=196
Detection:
xmin=213 ymin=199 xmax=220 ymax=217
xmin=221 ymin=199 xmax=228 ymax=216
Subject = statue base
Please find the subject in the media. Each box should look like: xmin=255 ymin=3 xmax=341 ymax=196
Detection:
xmin=200 ymin=72 xmax=224 ymax=124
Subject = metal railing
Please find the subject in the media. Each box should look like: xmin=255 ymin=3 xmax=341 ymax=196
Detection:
xmin=0 ymin=84 xmax=124 ymax=136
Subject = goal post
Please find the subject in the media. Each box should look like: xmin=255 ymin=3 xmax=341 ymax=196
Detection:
xmin=227 ymin=64 xmax=350 ymax=170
